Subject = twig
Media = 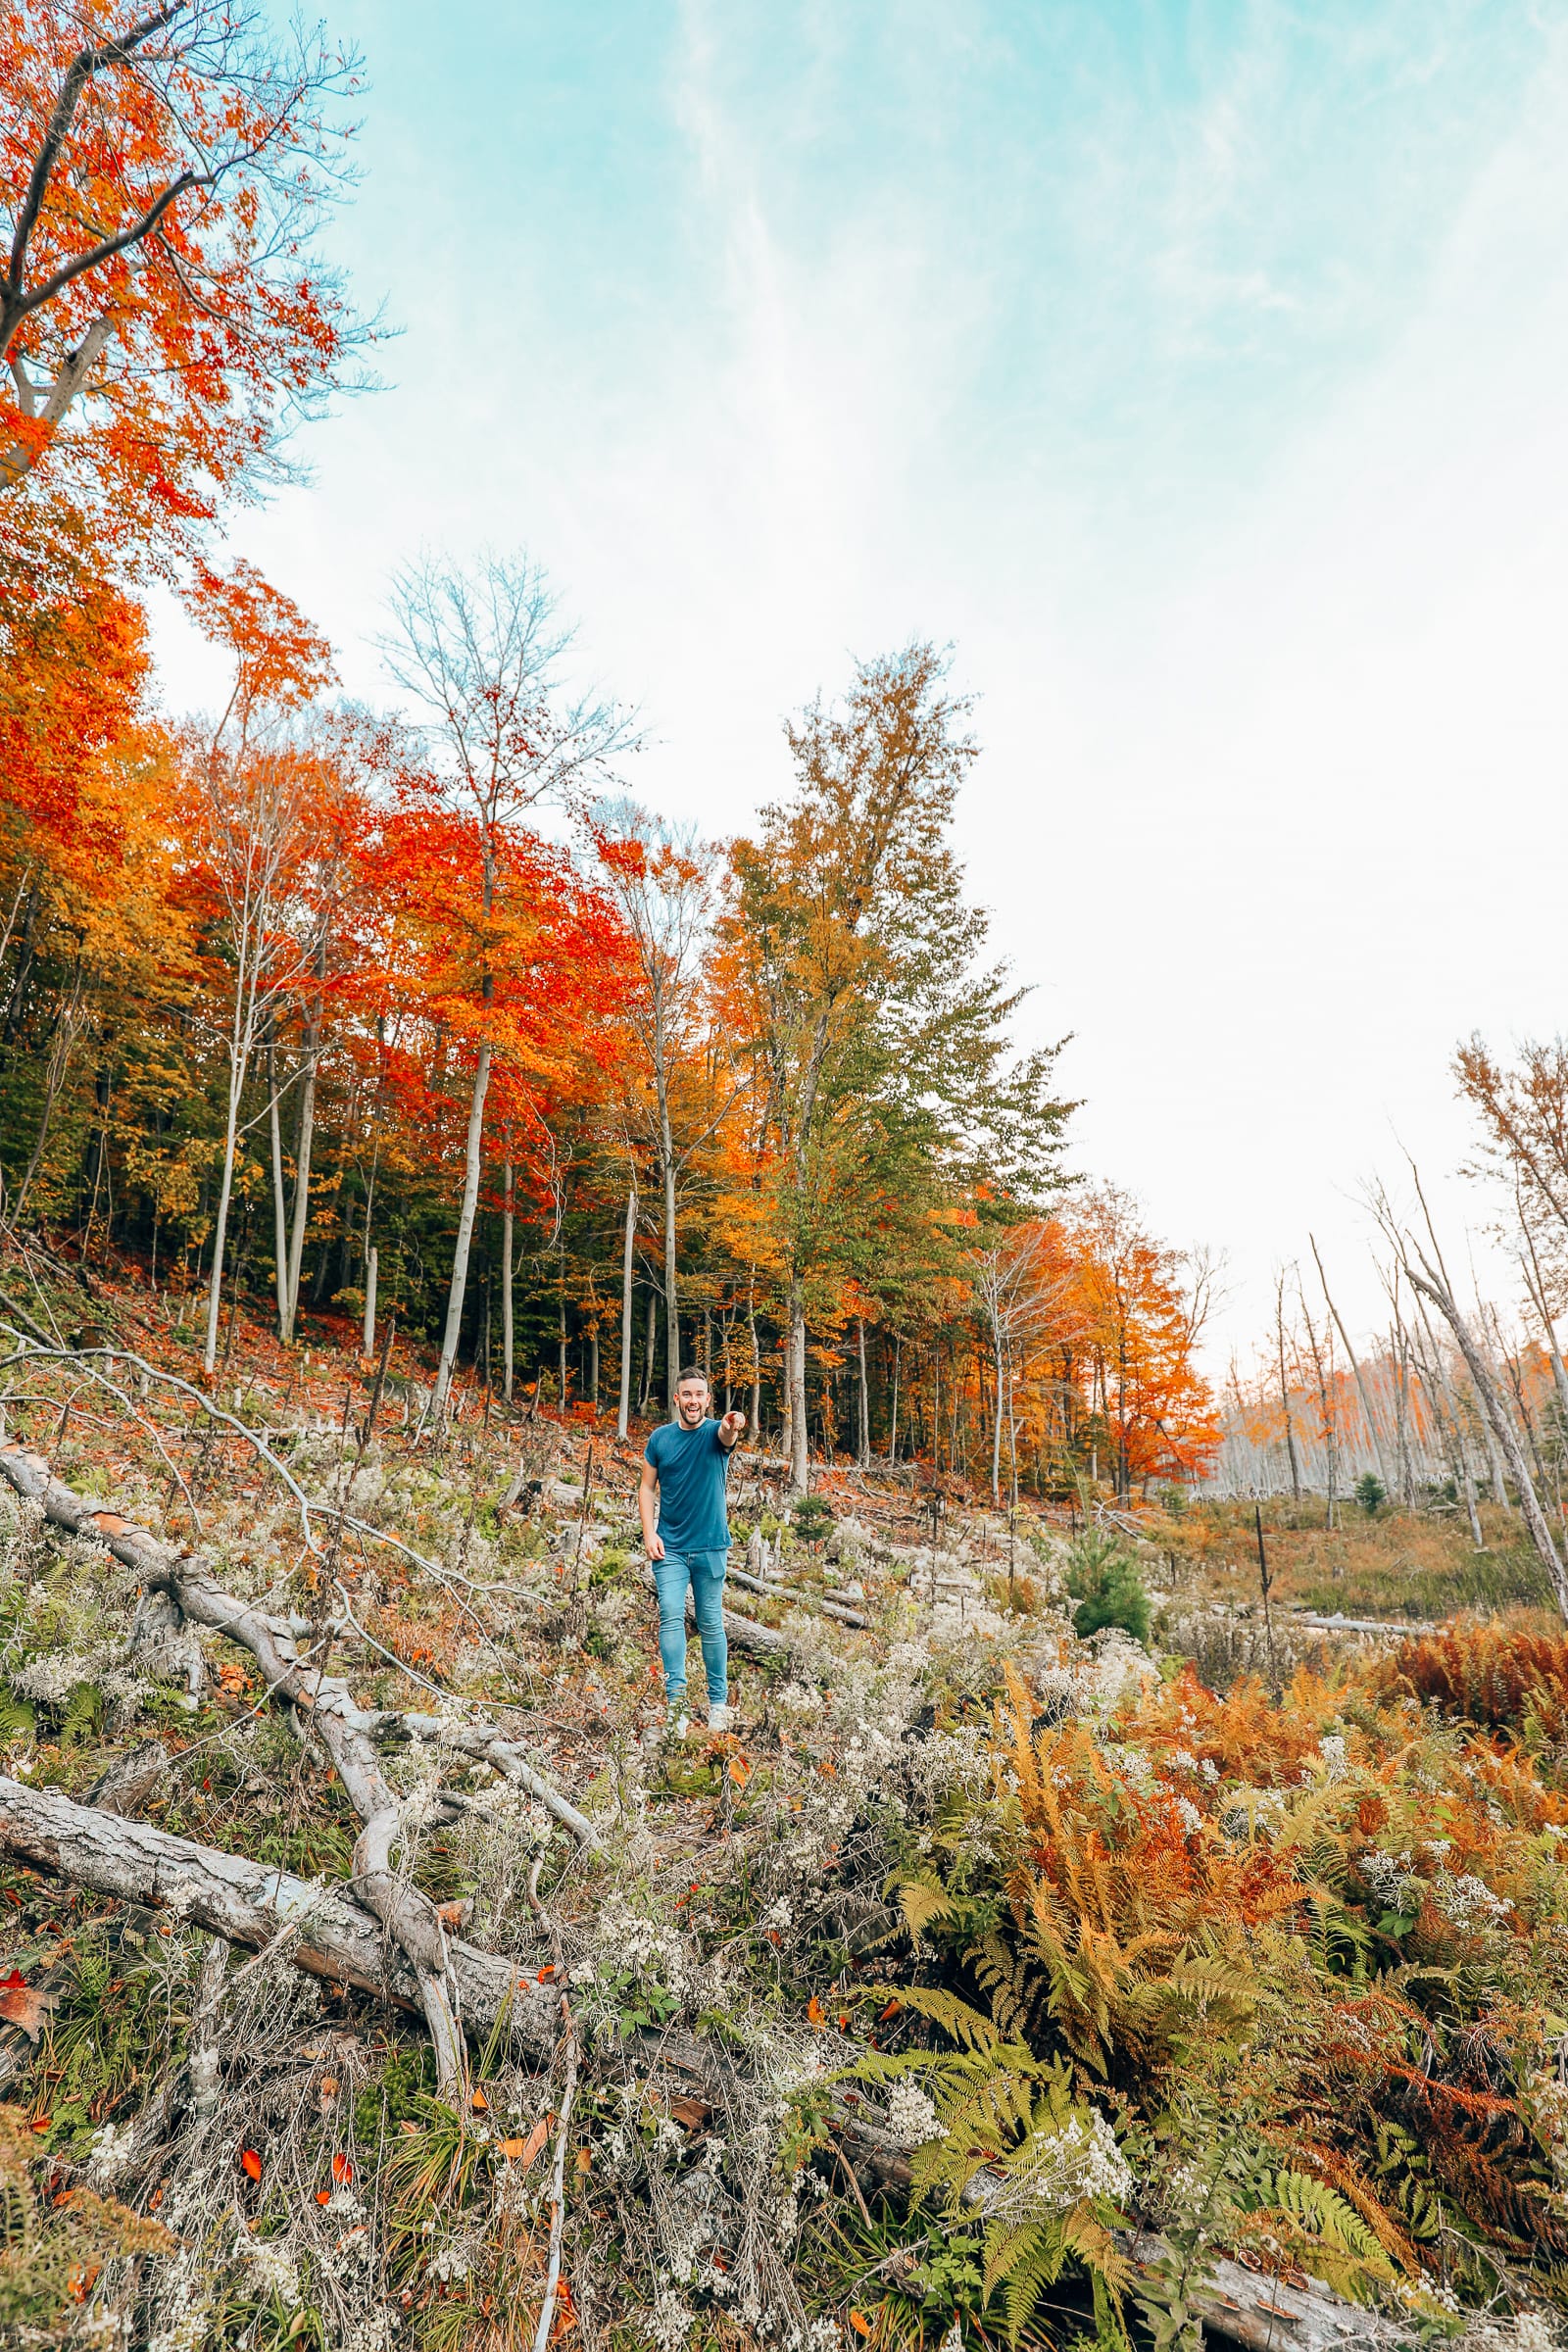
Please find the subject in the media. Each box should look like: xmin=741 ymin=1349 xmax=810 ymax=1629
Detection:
xmin=0 ymin=1342 xmax=311 ymax=1544
xmin=531 ymin=1991 xmax=579 ymax=2352
xmin=0 ymin=1329 xmax=203 ymax=1526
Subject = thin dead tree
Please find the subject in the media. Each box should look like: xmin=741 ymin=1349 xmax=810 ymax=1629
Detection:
xmin=1309 ymin=1234 xmax=1393 ymax=1499
xmin=1385 ymin=1172 xmax=1568 ymax=1615
xmin=1297 ymin=1277 xmax=1338 ymax=1528
xmin=1273 ymin=1269 xmax=1302 ymax=1503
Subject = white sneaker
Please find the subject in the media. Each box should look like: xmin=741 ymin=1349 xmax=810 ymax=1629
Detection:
xmin=708 ymin=1702 xmax=731 ymax=1735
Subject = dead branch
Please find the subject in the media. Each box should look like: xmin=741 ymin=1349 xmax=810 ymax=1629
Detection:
xmin=0 ymin=1772 xmax=557 ymax=2046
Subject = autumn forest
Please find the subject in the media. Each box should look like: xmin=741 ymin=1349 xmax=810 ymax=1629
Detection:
xmin=6 ymin=9 xmax=1568 ymax=2352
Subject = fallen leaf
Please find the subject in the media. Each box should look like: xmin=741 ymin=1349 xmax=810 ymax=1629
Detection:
xmin=667 ymin=2096 xmax=709 ymax=2131
xmin=878 ymin=2000 xmax=902 ymax=2023
xmin=849 ymin=2313 xmax=873 ymax=2338
xmin=28 ymin=2117 xmax=49 ymax=2134
xmin=331 ymin=2152 xmax=353 ymax=2184
xmin=316 ymin=2188 xmax=331 ymax=2206
xmin=239 ymin=2148 xmax=262 ymax=2181
xmin=0 ymin=1983 xmax=49 ymax=2039
xmin=574 ymin=2144 xmax=591 ymax=2174
xmin=727 ymin=1753 xmax=750 ymax=1787
xmin=497 ymin=2138 xmax=527 ymax=2160
xmin=318 ymin=2076 xmax=338 ymax=2100
xmin=0 ymin=1969 xmax=27 ymax=1989
xmin=807 ymin=1996 xmax=826 ymax=2030
xmin=517 ymin=2116 xmax=551 ymax=2170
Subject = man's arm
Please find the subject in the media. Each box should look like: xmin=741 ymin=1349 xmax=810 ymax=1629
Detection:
xmin=639 ymin=1457 xmax=663 ymax=1558
xmin=716 ymin=1409 xmax=747 ymax=1452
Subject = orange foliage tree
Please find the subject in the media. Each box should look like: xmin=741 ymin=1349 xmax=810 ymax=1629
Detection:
xmin=0 ymin=0 xmax=369 ymax=548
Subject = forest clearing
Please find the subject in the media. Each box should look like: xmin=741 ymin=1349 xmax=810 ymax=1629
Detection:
xmin=8 ymin=3 xmax=1568 ymax=2349
xmin=0 ymin=1236 xmax=1564 ymax=2350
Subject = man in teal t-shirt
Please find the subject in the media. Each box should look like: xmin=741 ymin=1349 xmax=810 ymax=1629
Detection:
xmin=640 ymin=1367 xmax=746 ymax=1737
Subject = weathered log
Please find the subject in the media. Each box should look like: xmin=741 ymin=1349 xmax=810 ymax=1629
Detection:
xmin=0 ymin=1443 xmax=487 ymax=2094
xmin=0 ymin=1773 xmax=563 ymax=2054
xmin=0 ymin=1439 xmax=597 ymax=1848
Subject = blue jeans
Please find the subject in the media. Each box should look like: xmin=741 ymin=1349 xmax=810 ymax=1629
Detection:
xmin=653 ymin=1548 xmax=728 ymax=1705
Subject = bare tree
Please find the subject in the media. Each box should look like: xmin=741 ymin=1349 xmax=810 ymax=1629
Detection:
xmin=1379 ymin=1172 xmax=1568 ymax=1613
xmin=192 ymin=722 xmax=316 ymax=1377
xmin=1273 ymin=1270 xmax=1302 ymax=1502
xmin=378 ymin=552 xmax=634 ymax=1422
xmin=1308 ymin=1235 xmax=1394 ymax=1500
xmin=970 ymin=1225 xmax=1068 ymax=1507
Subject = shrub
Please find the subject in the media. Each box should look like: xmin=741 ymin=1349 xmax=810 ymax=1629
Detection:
xmin=1354 ymin=1473 xmax=1387 ymax=1517
xmin=1065 ymin=1528 xmax=1151 ymax=1644
xmin=793 ymin=1494 xmax=834 ymax=1544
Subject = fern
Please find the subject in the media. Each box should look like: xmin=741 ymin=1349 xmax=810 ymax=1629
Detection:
xmin=0 ymin=1692 xmax=34 ymax=1745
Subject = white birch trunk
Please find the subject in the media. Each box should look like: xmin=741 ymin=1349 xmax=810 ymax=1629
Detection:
xmin=788 ymin=1293 xmax=808 ymax=1492
xmin=432 ymin=1039 xmax=493 ymax=1421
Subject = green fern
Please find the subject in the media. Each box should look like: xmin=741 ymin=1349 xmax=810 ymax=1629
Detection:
xmin=0 ymin=1693 xmax=34 ymax=1746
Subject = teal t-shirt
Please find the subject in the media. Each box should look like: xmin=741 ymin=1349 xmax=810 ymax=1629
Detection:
xmin=645 ymin=1418 xmax=731 ymax=1552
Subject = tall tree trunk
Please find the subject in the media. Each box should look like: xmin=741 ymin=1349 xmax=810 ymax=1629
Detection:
xmin=557 ymin=1249 xmax=568 ymax=1407
xmin=1274 ymin=1274 xmax=1301 ymax=1501
xmin=662 ymin=1140 xmax=680 ymax=1399
xmin=363 ymin=1245 xmax=377 ymax=1358
xmin=616 ymin=1181 xmax=637 ymax=1441
xmin=887 ymin=1335 xmax=902 ymax=1464
xmin=639 ymin=1286 xmax=658 ymax=1416
xmin=1408 ymin=1258 xmax=1568 ymax=1611
xmin=1413 ymin=1303 xmax=1486 ymax=1547
xmin=747 ymin=1285 xmax=761 ymax=1438
xmin=279 ymin=977 xmax=322 ymax=1346
xmin=502 ymin=1147 xmax=515 ymax=1404
xmin=991 ymin=1334 xmax=1005 ymax=1504
xmin=787 ymin=1287 xmax=808 ymax=1492
xmin=268 ymin=1038 xmax=288 ymax=1332
xmin=1310 ymin=1237 xmax=1392 ymax=1497
xmin=857 ymin=1317 xmax=870 ymax=1467
xmin=431 ymin=1040 xmax=492 ymax=1421
xmin=14 ymin=970 xmax=84 ymax=1221
xmin=203 ymin=1040 xmax=249 ymax=1378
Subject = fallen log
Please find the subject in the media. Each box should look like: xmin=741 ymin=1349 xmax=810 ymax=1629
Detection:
xmin=0 ymin=1774 xmax=562 ymax=2054
xmin=0 ymin=1439 xmax=596 ymax=1846
xmin=0 ymin=1440 xmax=599 ymax=2096
xmin=0 ymin=1779 xmax=1401 ymax=2352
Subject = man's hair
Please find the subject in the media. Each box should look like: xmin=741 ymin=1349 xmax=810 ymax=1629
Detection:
xmin=675 ymin=1366 xmax=710 ymax=1389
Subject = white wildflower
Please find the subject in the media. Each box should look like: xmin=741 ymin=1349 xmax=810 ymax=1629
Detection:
xmin=982 ymin=2105 xmax=1132 ymax=2219
xmin=883 ymin=2079 xmax=946 ymax=2149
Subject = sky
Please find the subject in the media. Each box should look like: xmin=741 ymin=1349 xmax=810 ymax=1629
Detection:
xmin=151 ymin=0 xmax=1568 ymax=1374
